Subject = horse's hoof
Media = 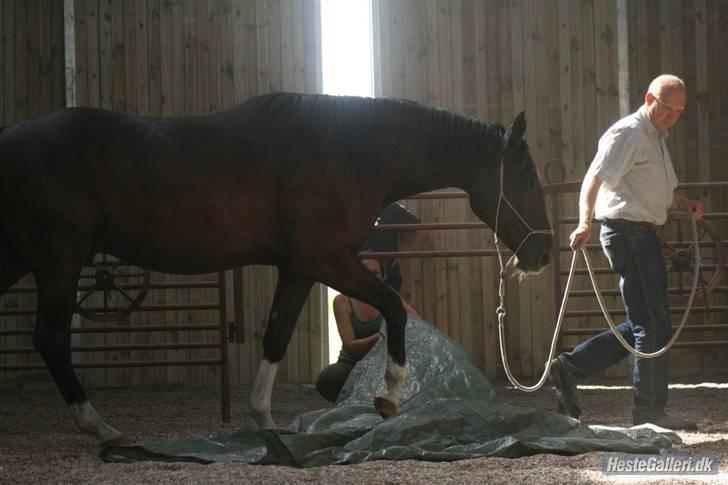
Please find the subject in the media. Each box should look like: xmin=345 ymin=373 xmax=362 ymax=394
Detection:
xmin=374 ymin=395 xmax=398 ymax=418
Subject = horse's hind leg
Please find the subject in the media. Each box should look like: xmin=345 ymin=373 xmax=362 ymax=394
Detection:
xmin=250 ymin=267 xmax=313 ymax=428
xmin=0 ymin=269 xmax=29 ymax=296
xmin=0 ymin=242 xmax=31 ymax=296
xmin=32 ymin=261 xmax=122 ymax=444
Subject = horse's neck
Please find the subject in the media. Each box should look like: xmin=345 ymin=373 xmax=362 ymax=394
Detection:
xmin=382 ymin=139 xmax=483 ymax=201
xmin=389 ymin=113 xmax=498 ymax=200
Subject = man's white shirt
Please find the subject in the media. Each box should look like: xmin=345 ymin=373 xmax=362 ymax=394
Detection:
xmin=587 ymin=106 xmax=678 ymax=226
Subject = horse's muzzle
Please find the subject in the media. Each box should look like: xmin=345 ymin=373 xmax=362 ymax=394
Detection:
xmin=513 ymin=245 xmax=552 ymax=276
xmin=538 ymin=250 xmax=552 ymax=269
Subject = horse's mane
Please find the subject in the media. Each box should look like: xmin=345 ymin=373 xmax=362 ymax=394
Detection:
xmin=241 ymin=92 xmax=506 ymax=149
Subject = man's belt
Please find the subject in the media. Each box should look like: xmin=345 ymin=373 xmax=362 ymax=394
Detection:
xmin=600 ymin=218 xmax=661 ymax=232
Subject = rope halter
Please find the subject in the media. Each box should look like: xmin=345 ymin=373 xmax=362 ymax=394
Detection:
xmin=492 ymin=155 xmax=554 ymax=277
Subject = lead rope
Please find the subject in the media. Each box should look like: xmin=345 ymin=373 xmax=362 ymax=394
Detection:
xmin=491 ymin=154 xmax=552 ymax=392
xmin=496 ymin=213 xmax=700 ymax=392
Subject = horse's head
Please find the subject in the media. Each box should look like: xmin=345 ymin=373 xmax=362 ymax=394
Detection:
xmin=467 ymin=112 xmax=553 ymax=275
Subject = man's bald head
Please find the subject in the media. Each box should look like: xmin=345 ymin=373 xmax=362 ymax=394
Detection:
xmin=648 ymin=74 xmax=686 ymax=98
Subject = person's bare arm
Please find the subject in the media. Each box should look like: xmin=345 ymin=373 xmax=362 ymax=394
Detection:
xmin=334 ymin=295 xmax=379 ymax=360
xmin=569 ymin=174 xmax=602 ymax=251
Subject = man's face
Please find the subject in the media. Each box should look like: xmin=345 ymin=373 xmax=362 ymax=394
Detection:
xmin=645 ymin=89 xmax=686 ymax=133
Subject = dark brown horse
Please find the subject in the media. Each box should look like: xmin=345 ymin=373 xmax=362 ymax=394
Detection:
xmin=0 ymin=93 xmax=552 ymax=444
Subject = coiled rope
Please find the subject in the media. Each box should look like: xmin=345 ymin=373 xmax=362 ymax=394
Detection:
xmin=495 ymin=213 xmax=700 ymax=392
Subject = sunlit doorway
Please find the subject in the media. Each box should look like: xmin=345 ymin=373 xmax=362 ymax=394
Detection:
xmin=320 ymin=0 xmax=373 ymax=363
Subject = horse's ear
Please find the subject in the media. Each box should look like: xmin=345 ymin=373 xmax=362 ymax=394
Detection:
xmin=504 ymin=111 xmax=527 ymax=147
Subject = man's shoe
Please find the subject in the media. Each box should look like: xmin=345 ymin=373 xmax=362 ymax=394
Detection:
xmin=549 ymin=358 xmax=581 ymax=419
xmin=633 ymin=413 xmax=698 ymax=431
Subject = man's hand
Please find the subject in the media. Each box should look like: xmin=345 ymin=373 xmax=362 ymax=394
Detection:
xmin=673 ymin=194 xmax=704 ymax=221
xmin=569 ymin=223 xmax=592 ymax=251
xmin=682 ymin=198 xmax=704 ymax=221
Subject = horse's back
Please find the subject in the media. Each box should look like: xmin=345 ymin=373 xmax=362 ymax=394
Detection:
xmin=0 ymin=93 xmax=434 ymax=274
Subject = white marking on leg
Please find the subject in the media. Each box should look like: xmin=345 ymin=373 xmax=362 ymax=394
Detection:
xmin=374 ymin=357 xmax=407 ymax=417
xmin=250 ymin=359 xmax=278 ymax=428
xmin=69 ymin=401 xmax=122 ymax=444
xmin=384 ymin=357 xmax=407 ymax=407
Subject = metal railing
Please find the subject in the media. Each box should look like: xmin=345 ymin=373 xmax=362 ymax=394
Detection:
xmin=363 ymin=182 xmax=728 ymax=354
xmin=544 ymin=181 xmax=728 ymax=350
xmin=0 ymin=269 xmax=231 ymax=422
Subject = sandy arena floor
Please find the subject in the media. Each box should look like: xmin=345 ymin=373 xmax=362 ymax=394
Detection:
xmin=1 ymin=374 xmax=727 ymax=484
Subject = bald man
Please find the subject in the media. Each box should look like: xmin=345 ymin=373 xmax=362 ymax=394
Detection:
xmin=550 ymin=74 xmax=703 ymax=430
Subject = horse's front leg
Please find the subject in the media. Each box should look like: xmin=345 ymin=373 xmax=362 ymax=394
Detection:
xmin=249 ymin=268 xmax=313 ymax=428
xmin=315 ymin=252 xmax=408 ymax=418
xmin=373 ymin=318 xmax=407 ymax=417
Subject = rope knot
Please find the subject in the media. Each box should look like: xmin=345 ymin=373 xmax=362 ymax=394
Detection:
xmin=496 ymin=306 xmax=506 ymax=318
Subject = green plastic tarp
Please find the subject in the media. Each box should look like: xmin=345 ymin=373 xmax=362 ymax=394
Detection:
xmin=101 ymin=318 xmax=678 ymax=466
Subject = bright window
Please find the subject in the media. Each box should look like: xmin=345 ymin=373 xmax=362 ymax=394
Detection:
xmin=320 ymin=0 xmax=373 ymax=363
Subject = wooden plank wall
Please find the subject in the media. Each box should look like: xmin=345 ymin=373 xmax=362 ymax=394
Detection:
xmin=0 ymin=0 xmax=324 ymax=386
xmin=0 ymin=0 xmax=65 ymax=124
xmin=374 ymin=0 xmax=728 ymax=380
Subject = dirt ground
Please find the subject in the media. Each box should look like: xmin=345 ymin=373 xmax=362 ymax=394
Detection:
xmin=1 ymin=374 xmax=727 ymax=484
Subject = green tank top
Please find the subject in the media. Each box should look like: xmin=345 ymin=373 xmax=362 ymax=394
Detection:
xmin=338 ymin=297 xmax=384 ymax=364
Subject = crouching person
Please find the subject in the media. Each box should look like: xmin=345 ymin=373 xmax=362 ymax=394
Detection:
xmin=316 ymin=257 xmax=420 ymax=402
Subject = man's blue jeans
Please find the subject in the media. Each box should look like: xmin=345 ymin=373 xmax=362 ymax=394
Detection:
xmin=559 ymin=221 xmax=673 ymax=421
